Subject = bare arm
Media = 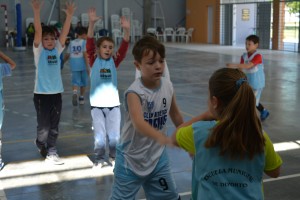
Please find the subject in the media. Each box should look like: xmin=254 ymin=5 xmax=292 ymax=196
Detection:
xmin=31 ymin=0 xmax=42 ymax=47
xmin=226 ymin=62 xmax=255 ymax=69
xmin=178 ymin=110 xmax=215 ymax=128
xmin=63 ymin=53 xmax=70 ymax=63
xmin=120 ymin=16 xmax=130 ymax=42
xmin=264 ymin=166 xmax=281 ymax=178
xmin=169 ymin=94 xmax=183 ymax=127
xmin=0 ymin=51 xmax=16 ymax=69
xmin=87 ymin=8 xmax=101 ymax=38
xmin=59 ymin=2 xmax=76 ymax=46
xmin=83 ymin=51 xmax=90 ymax=75
xmin=127 ymin=93 xmax=172 ymax=146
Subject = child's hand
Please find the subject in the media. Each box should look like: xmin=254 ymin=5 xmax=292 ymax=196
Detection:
xmin=120 ymin=16 xmax=130 ymax=31
xmin=62 ymin=1 xmax=76 ymax=17
xmin=226 ymin=63 xmax=236 ymax=68
xmin=88 ymin=8 xmax=102 ymax=24
xmin=31 ymin=0 xmax=43 ymax=12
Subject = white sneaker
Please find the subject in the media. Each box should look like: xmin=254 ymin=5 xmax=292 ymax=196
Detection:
xmin=109 ymin=157 xmax=115 ymax=167
xmin=93 ymin=159 xmax=109 ymax=168
xmin=45 ymin=154 xmax=64 ymax=165
xmin=72 ymin=94 xmax=78 ymax=106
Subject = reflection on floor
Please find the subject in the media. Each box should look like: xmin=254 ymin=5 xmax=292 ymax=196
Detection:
xmin=0 ymin=43 xmax=299 ymax=200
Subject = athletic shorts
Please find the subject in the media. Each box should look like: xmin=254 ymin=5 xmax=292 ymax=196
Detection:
xmin=71 ymin=70 xmax=88 ymax=87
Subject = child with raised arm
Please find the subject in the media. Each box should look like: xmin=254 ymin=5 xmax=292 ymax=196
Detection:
xmin=64 ymin=27 xmax=89 ymax=106
xmin=110 ymin=36 xmax=183 ymax=200
xmin=227 ymin=34 xmax=269 ymax=121
xmin=86 ymin=8 xmax=130 ymax=168
xmin=172 ymin=68 xmax=282 ymax=200
xmin=0 ymin=51 xmax=16 ymax=171
xmin=31 ymin=0 xmax=75 ymax=165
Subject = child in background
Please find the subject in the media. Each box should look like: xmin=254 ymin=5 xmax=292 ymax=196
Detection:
xmin=172 ymin=68 xmax=282 ymax=200
xmin=0 ymin=51 xmax=16 ymax=171
xmin=86 ymin=8 xmax=130 ymax=167
xmin=110 ymin=36 xmax=183 ymax=200
xmin=226 ymin=34 xmax=269 ymax=121
xmin=31 ymin=0 xmax=75 ymax=165
xmin=64 ymin=27 xmax=89 ymax=106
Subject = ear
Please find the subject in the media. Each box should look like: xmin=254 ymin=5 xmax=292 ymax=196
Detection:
xmin=211 ymin=96 xmax=219 ymax=109
xmin=134 ymin=61 xmax=141 ymax=71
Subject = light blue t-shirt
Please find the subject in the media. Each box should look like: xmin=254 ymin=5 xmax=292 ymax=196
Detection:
xmin=0 ymin=63 xmax=12 ymax=91
xmin=242 ymin=52 xmax=265 ymax=90
xmin=67 ymin=39 xmax=87 ymax=71
xmin=191 ymin=121 xmax=265 ymax=200
xmin=89 ymin=57 xmax=119 ymax=107
xmin=33 ymin=42 xmax=64 ymax=94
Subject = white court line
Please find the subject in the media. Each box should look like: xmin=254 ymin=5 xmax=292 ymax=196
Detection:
xmin=263 ymin=173 xmax=300 ymax=183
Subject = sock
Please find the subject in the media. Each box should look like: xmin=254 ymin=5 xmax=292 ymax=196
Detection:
xmin=256 ymin=103 xmax=264 ymax=112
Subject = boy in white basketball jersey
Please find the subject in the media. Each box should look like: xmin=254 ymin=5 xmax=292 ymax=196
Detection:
xmin=110 ymin=36 xmax=183 ymax=200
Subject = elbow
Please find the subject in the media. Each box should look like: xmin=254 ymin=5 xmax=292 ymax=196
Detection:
xmin=265 ymin=166 xmax=281 ymax=178
xmin=10 ymin=63 xmax=16 ymax=70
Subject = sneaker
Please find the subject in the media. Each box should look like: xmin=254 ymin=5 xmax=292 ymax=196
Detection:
xmin=79 ymin=96 xmax=84 ymax=105
xmin=72 ymin=93 xmax=78 ymax=106
xmin=0 ymin=162 xmax=4 ymax=171
xmin=34 ymin=139 xmax=47 ymax=158
xmin=45 ymin=153 xmax=64 ymax=165
xmin=93 ymin=159 xmax=109 ymax=168
xmin=108 ymin=157 xmax=115 ymax=167
xmin=260 ymin=109 xmax=270 ymax=121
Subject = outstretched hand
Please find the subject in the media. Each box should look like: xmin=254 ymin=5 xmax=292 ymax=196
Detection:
xmin=88 ymin=8 xmax=102 ymax=23
xmin=31 ymin=0 xmax=43 ymax=12
xmin=120 ymin=16 xmax=130 ymax=31
xmin=62 ymin=1 xmax=76 ymax=17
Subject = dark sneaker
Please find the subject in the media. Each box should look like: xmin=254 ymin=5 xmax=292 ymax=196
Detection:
xmin=72 ymin=94 xmax=78 ymax=106
xmin=0 ymin=162 xmax=4 ymax=171
xmin=108 ymin=157 xmax=115 ymax=167
xmin=93 ymin=159 xmax=109 ymax=168
xmin=260 ymin=109 xmax=270 ymax=121
xmin=79 ymin=96 xmax=84 ymax=105
xmin=45 ymin=154 xmax=64 ymax=165
xmin=34 ymin=140 xmax=47 ymax=158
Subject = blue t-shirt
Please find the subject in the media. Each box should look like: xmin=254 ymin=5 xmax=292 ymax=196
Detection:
xmin=0 ymin=63 xmax=12 ymax=91
xmin=33 ymin=42 xmax=64 ymax=94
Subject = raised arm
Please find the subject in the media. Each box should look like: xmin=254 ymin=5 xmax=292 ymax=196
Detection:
xmin=87 ymin=8 xmax=101 ymax=38
xmin=127 ymin=93 xmax=172 ymax=146
xmin=0 ymin=51 xmax=16 ymax=69
xmin=31 ymin=0 xmax=42 ymax=47
xmin=59 ymin=2 xmax=76 ymax=46
xmin=121 ymin=16 xmax=130 ymax=42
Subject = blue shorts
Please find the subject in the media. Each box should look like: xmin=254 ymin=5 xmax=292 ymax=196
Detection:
xmin=71 ymin=70 xmax=88 ymax=87
xmin=110 ymin=147 xmax=179 ymax=200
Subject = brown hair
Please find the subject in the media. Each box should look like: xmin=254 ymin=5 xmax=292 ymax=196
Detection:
xmin=96 ymin=36 xmax=114 ymax=48
xmin=205 ymin=68 xmax=265 ymax=160
xmin=246 ymin=34 xmax=259 ymax=44
xmin=42 ymin=25 xmax=55 ymax=38
xmin=132 ymin=35 xmax=165 ymax=63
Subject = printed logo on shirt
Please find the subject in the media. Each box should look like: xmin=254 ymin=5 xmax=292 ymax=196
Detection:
xmin=147 ymin=101 xmax=154 ymax=111
xmin=100 ymin=68 xmax=111 ymax=79
xmin=47 ymin=55 xmax=58 ymax=65
xmin=144 ymin=109 xmax=168 ymax=130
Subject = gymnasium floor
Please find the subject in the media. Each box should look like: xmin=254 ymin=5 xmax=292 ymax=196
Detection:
xmin=0 ymin=42 xmax=299 ymax=200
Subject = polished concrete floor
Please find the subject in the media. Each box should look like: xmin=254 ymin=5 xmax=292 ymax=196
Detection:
xmin=0 ymin=42 xmax=299 ymax=200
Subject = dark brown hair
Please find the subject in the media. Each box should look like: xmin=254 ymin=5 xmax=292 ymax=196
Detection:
xmin=96 ymin=36 xmax=114 ymax=48
xmin=42 ymin=25 xmax=55 ymax=38
xmin=205 ymin=68 xmax=265 ymax=160
xmin=246 ymin=34 xmax=259 ymax=44
xmin=132 ymin=35 xmax=165 ymax=63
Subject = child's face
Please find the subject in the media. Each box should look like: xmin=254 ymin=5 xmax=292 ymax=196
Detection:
xmin=135 ymin=50 xmax=165 ymax=83
xmin=98 ymin=40 xmax=114 ymax=60
xmin=245 ymin=40 xmax=258 ymax=53
xmin=42 ymin=34 xmax=56 ymax=50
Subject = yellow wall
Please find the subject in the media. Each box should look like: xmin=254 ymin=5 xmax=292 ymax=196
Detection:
xmin=186 ymin=0 xmax=220 ymax=44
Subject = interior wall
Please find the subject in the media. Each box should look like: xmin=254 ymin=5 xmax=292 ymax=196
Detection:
xmin=186 ymin=0 xmax=220 ymax=44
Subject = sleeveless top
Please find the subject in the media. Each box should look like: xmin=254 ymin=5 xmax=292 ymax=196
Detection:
xmin=242 ymin=52 xmax=265 ymax=90
xmin=89 ymin=57 xmax=119 ymax=107
xmin=118 ymin=77 xmax=173 ymax=176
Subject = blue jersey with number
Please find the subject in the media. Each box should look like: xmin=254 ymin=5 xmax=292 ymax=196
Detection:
xmin=67 ymin=39 xmax=87 ymax=71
